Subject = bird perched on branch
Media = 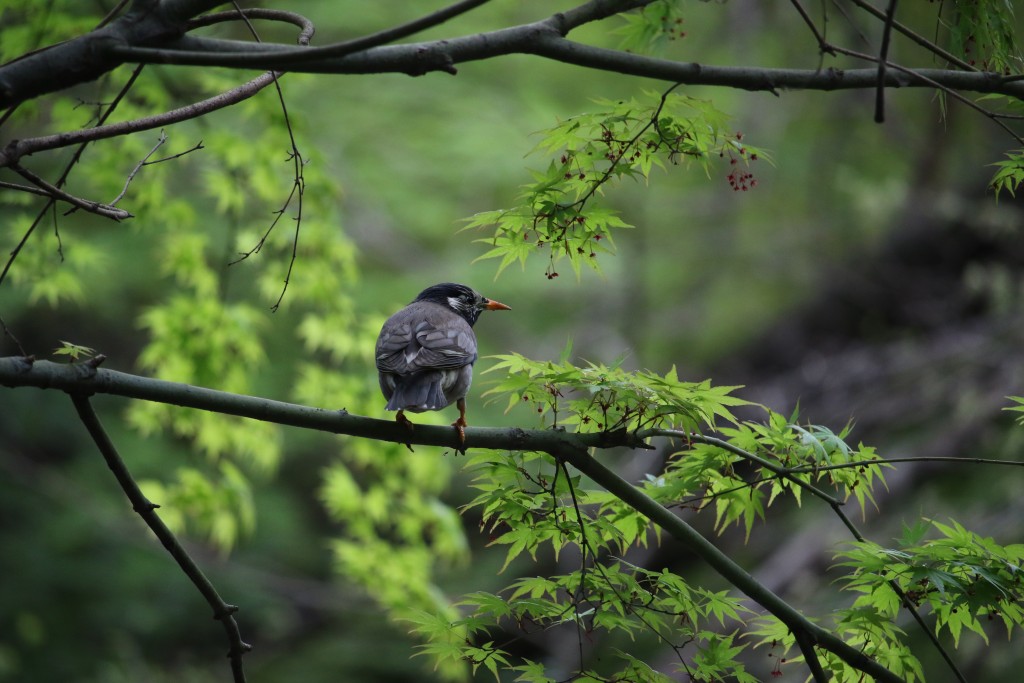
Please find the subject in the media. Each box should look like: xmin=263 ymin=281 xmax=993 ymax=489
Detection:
xmin=375 ymin=283 xmax=511 ymax=445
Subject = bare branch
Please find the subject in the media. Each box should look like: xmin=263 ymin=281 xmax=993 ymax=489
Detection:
xmin=10 ymin=163 xmax=132 ymax=220
xmin=847 ymin=0 xmax=975 ymax=72
xmin=187 ymin=7 xmax=315 ymax=42
xmin=106 ymin=0 xmax=650 ymax=69
xmin=874 ymin=0 xmax=899 ymax=123
xmin=830 ymin=44 xmax=1024 ymax=145
xmin=70 ymin=391 xmax=251 ymax=683
xmin=788 ymin=0 xmax=835 ymax=57
xmin=1 ymin=71 xmax=277 ymax=167
xmin=109 ymin=130 xmax=169 ymax=206
xmin=0 ymin=179 xmax=50 ymax=197
xmin=529 ymin=36 xmax=1021 ymax=98
xmin=222 ymin=2 xmax=307 ymax=312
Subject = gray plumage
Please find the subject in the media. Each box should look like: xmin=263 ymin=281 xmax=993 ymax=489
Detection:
xmin=375 ymin=284 xmax=510 ymax=432
xmin=375 ymin=301 xmax=478 ymax=412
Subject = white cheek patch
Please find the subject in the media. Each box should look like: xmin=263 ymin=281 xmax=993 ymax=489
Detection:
xmin=447 ymin=296 xmax=461 ymax=311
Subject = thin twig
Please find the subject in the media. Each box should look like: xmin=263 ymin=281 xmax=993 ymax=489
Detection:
xmin=147 ymin=141 xmax=206 ymax=164
xmin=0 ymin=315 xmax=25 ymax=355
xmin=788 ymin=0 xmax=835 ymax=57
xmin=69 ymin=392 xmax=251 ymax=683
xmin=831 ymin=44 xmax=1024 ymax=145
xmin=874 ymin=0 xmax=898 ymax=123
xmin=650 ymin=430 xmax=844 ymax=506
xmin=554 ymin=458 xmax=693 ymax=674
xmin=0 ymin=70 xmax=275 ymax=166
xmin=226 ymin=1 xmax=307 ymax=312
xmin=188 ymin=7 xmax=315 ymax=40
xmin=829 ymin=0 xmax=871 ymax=47
xmin=51 ymin=201 xmax=63 ymax=262
xmin=825 ymin=491 xmax=969 ymax=683
xmin=553 ymin=462 xmax=588 ymax=673
xmin=847 ymin=0 xmax=975 ymax=71
xmin=1 ymin=65 xmax=145 ymax=288
xmin=0 ymin=179 xmax=50 ymax=197
xmin=109 ymin=130 xmax=169 ymax=206
xmin=0 ymin=63 xmax=145 ymax=351
xmin=128 ymin=0 xmax=496 ymax=68
xmin=0 ymin=205 xmax=48 ymax=293
xmin=0 ymin=0 xmax=131 ymax=130
xmin=10 ymin=163 xmax=132 ymax=220
xmin=104 ymin=131 xmax=204 ymax=209
xmin=95 ymin=0 xmax=133 ymax=29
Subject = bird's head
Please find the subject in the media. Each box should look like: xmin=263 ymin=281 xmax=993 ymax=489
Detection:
xmin=413 ymin=282 xmax=511 ymax=326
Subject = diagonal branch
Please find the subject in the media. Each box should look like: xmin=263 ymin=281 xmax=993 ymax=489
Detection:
xmin=1 ymin=69 xmax=279 ymax=167
xmin=69 ymin=391 xmax=251 ymax=683
xmin=9 ymin=163 xmax=133 ymax=220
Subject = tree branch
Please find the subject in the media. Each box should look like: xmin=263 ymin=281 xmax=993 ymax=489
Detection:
xmin=0 ymin=70 xmax=277 ymax=167
xmin=69 ymin=391 xmax=250 ymax=683
xmin=0 ymin=356 xmax=647 ymax=452
xmin=9 ymin=163 xmax=133 ymax=220
xmin=3 ymin=0 xmax=1022 ymax=111
xmin=0 ymin=355 xmax=904 ymax=682
xmin=874 ymin=0 xmax=898 ymax=123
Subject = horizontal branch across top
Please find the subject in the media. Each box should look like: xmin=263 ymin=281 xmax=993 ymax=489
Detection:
xmin=1 ymin=0 xmax=1022 ymax=111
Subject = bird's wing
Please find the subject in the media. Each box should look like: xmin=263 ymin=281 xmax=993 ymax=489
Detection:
xmin=376 ymin=305 xmax=478 ymax=374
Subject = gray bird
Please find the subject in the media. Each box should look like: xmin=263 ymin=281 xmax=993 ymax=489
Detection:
xmin=375 ymin=283 xmax=511 ymax=443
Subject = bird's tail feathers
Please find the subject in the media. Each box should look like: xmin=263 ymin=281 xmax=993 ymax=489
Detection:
xmin=385 ymin=374 xmax=448 ymax=412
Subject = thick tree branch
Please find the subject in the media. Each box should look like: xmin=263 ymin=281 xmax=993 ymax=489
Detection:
xmin=98 ymin=30 xmax=1024 ymax=102
xmin=2 ymin=0 xmax=1022 ymax=111
xmin=530 ymin=37 xmax=1021 ymax=97
xmin=0 ymin=24 xmax=299 ymax=167
xmin=0 ymin=355 xmax=904 ymax=682
xmin=0 ymin=356 xmax=647 ymax=452
xmin=548 ymin=441 xmax=903 ymax=683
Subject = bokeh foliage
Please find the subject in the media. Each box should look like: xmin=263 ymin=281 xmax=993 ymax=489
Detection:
xmin=2 ymin=1 xmax=1024 ymax=682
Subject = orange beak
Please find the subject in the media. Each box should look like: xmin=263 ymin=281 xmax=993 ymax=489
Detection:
xmin=484 ymin=298 xmax=511 ymax=311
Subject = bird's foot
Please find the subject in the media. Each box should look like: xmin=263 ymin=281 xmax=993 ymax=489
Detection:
xmin=451 ymin=416 xmax=467 ymax=454
xmin=396 ymin=410 xmax=415 ymax=431
xmin=396 ymin=410 xmax=415 ymax=452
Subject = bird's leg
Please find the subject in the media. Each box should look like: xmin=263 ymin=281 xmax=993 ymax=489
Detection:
xmin=396 ymin=409 xmax=415 ymax=431
xmin=451 ymin=398 xmax=468 ymax=451
xmin=396 ymin=409 xmax=415 ymax=452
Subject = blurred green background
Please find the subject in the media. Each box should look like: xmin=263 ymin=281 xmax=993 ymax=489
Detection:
xmin=1 ymin=1 xmax=1023 ymax=681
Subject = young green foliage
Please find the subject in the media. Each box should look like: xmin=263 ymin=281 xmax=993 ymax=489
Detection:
xmin=466 ymin=90 xmax=768 ymax=279
xmin=484 ymin=345 xmax=747 ymax=433
xmin=942 ymin=0 xmax=1022 ymax=75
xmin=53 ymin=340 xmax=97 ymax=361
xmin=834 ymin=519 xmax=1024 ymax=648
xmin=613 ymin=1 xmax=688 ymax=54
xmin=990 ymin=150 xmax=1024 ymax=198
